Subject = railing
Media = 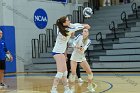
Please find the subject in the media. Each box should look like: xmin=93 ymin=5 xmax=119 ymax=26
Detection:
xmin=121 ymin=11 xmax=128 ymax=28
xmin=131 ymin=2 xmax=138 ymax=19
xmin=31 ymin=39 xmax=39 ymax=58
xmin=67 ymin=14 xmax=73 ymax=22
xmin=88 ymin=0 xmax=94 ymax=13
xmin=83 ymin=2 xmax=89 ymax=8
xmin=78 ymin=6 xmax=84 ymax=23
xmin=53 ymin=24 xmax=57 ymax=46
xmin=39 ymin=34 xmax=47 ymax=53
xmin=96 ymin=32 xmax=104 ymax=50
xmin=109 ymin=21 xmax=117 ymax=40
xmin=46 ymin=29 xmax=54 ymax=47
xmin=73 ymin=10 xmax=79 ymax=23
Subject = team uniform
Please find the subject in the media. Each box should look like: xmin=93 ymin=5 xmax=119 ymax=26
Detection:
xmin=0 ymin=40 xmax=8 ymax=70
xmin=70 ymin=34 xmax=95 ymax=92
xmin=52 ymin=23 xmax=84 ymax=54
xmin=70 ymin=34 xmax=91 ymax=62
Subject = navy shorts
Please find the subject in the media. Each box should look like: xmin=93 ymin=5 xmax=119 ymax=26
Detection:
xmin=0 ymin=60 xmax=6 ymax=70
xmin=52 ymin=52 xmax=64 ymax=56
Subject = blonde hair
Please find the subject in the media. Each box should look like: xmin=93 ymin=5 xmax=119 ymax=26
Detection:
xmin=82 ymin=29 xmax=89 ymax=45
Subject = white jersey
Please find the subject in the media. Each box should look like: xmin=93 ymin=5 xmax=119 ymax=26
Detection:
xmin=52 ymin=23 xmax=84 ymax=53
xmin=70 ymin=34 xmax=91 ymax=62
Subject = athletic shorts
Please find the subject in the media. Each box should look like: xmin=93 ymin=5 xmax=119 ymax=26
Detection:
xmin=0 ymin=60 xmax=6 ymax=70
xmin=70 ymin=52 xmax=86 ymax=62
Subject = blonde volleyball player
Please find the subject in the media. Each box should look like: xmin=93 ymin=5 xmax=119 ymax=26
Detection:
xmin=66 ymin=32 xmax=83 ymax=83
xmin=50 ymin=16 xmax=90 ymax=93
xmin=70 ymin=29 xmax=95 ymax=92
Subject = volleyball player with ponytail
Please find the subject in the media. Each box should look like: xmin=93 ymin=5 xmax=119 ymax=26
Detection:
xmin=50 ymin=16 xmax=90 ymax=93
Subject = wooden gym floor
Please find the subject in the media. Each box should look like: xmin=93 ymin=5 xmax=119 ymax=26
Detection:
xmin=0 ymin=72 xmax=140 ymax=93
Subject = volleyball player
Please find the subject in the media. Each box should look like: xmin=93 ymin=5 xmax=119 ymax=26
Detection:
xmin=70 ymin=29 xmax=95 ymax=92
xmin=66 ymin=32 xmax=83 ymax=83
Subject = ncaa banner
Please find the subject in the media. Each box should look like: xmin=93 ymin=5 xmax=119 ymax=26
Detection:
xmin=34 ymin=8 xmax=48 ymax=29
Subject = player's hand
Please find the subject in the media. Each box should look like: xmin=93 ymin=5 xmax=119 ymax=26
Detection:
xmin=77 ymin=48 xmax=84 ymax=54
xmin=83 ymin=24 xmax=90 ymax=29
xmin=80 ymin=47 xmax=84 ymax=51
xmin=10 ymin=55 xmax=13 ymax=62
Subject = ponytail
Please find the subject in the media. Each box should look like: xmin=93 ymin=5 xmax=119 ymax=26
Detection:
xmin=56 ymin=16 xmax=69 ymax=37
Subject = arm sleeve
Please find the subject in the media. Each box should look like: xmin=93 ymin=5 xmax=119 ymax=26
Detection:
xmin=67 ymin=23 xmax=84 ymax=32
xmin=83 ymin=39 xmax=91 ymax=51
xmin=73 ymin=34 xmax=81 ymax=47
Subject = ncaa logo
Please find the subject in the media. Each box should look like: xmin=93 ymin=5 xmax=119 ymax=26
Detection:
xmin=34 ymin=8 xmax=48 ymax=29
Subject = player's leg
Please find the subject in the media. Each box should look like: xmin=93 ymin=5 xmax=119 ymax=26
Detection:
xmin=0 ymin=61 xmax=4 ymax=84
xmin=69 ymin=60 xmax=78 ymax=93
xmin=51 ymin=54 xmax=67 ymax=93
xmin=70 ymin=60 xmax=77 ymax=82
xmin=80 ymin=60 xmax=95 ymax=92
xmin=0 ymin=60 xmax=8 ymax=88
xmin=76 ymin=63 xmax=83 ymax=83
xmin=61 ymin=54 xmax=72 ymax=93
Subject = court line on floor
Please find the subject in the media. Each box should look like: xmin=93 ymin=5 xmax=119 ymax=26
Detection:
xmin=99 ymin=80 xmax=113 ymax=93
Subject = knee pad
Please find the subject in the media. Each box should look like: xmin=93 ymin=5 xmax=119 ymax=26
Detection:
xmin=70 ymin=74 xmax=76 ymax=82
xmin=55 ymin=72 xmax=63 ymax=79
xmin=63 ymin=71 xmax=68 ymax=77
xmin=88 ymin=74 xmax=93 ymax=80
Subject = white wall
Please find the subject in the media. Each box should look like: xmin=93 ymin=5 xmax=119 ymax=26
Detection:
xmin=0 ymin=0 xmax=3 ymax=25
xmin=0 ymin=0 xmax=76 ymax=72
xmin=2 ymin=0 xmax=14 ymax=25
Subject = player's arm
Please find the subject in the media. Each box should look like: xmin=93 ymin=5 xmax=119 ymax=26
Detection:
xmin=80 ymin=40 xmax=91 ymax=53
xmin=73 ymin=34 xmax=81 ymax=48
xmin=67 ymin=23 xmax=90 ymax=34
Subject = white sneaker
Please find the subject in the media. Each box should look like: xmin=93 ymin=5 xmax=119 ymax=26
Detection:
xmin=71 ymin=88 xmax=75 ymax=93
xmin=78 ymin=82 xmax=83 ymax=86
xmin=64 ymin=87 xmax=72 ymax=93
xmin=0 ymin=83 xmax=9 ymax=88
xmin=67 ymin=79 xmax=69 ymax=82
xmin=87 ymin=84 xmax=95 ymax=92
xmin=64 ymin=89 xmax=72 ymax=93
xmin=71 ymin=86 xmax=75 ymax=93
xmin=69 ymin=74 xmax=76 ymax=82
xmin=50 ymin=88 xmax=58 ymax=93
xmin=78 ymin=78 xmax=83 ymax=83
xmin=0 ymin=86 xmax=3 ymax=89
